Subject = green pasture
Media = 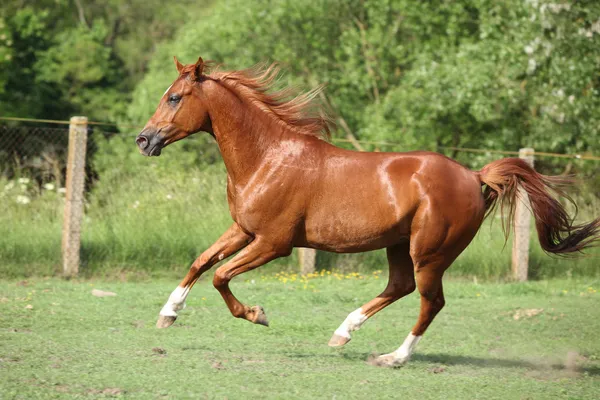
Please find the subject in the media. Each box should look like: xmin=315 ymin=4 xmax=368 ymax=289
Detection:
xmin=1 ymin=275 xmax=599 ymax=399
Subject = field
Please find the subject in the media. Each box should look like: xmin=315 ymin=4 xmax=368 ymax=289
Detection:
xmin=2 ymin=274 xmax=600 ymax=399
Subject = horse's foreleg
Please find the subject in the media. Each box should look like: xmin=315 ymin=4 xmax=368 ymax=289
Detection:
xmin=328 ymin=242 xmax=415 ymax=347
xmin=212 ymin=238 xmax=287 ymax=326
xmin=156 ymin=223 xmax=252 ymax=328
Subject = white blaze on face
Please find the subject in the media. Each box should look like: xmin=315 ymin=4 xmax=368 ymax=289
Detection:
xmin=159 ymin=286 xmax=189 ymax=317
xmin=163 ymin=84 xmax=174 ymax=97
xmin=333 ymin=307 xmax=368 ymax=339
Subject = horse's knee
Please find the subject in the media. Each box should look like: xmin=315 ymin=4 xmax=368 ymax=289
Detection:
xmin=213 ymin=270 xmax=229 ymax=290
xmin=189 ymin=253 xmax=210 ymax=274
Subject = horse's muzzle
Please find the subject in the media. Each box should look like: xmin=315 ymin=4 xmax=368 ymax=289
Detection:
xmin=136 ymin=130 xmax=163 ymax=157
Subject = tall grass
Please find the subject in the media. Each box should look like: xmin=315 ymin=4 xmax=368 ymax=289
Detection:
xmin=2 ymin=140 xmax=598 ymax=280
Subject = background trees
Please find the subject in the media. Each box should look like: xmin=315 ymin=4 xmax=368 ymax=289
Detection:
xmin=1 ymin=0 xmax=599 ymax=176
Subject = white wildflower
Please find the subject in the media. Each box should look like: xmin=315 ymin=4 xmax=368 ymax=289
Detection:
xmin=4 ymin=181 xmax=14 ymax=191
xmin=568 ymin=95 xmax=575 ymax=104
xmin=132 ymin=200 xmax=140 ymax=209
xmin=592 ymin=18 xmax=600 ymax=34
xmin=548 ymin=3 xmax=570 ymax=13
xmin=524 ymin=45 xmax=534 ymax=55
xmin=18 ymin=178 xmax=30 ymax=185
xmin=527 ymin=58 xmax=537 ymax=74
xmin=16 ymin=195 xmax=31 ymax=205
xmin=57 ymin=188 xmax=67 ymax=194
xmin=43 ymin=183 xmax=55 ymax=191
xmin=166 ymin=194 xmax=173 ymax=200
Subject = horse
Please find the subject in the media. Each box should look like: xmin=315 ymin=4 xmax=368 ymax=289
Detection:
xmin=135 ymin=56 xmax=600 ymax=367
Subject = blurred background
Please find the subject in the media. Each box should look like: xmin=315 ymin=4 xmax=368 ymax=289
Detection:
xmin=1 ymin=0 xmax=598 ymax=279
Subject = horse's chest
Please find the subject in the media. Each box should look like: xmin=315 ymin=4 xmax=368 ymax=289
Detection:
xmin=228 ymin=180 xmax=299 ymax=234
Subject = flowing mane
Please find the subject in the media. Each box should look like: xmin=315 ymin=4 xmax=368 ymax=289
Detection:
xmin=188 ymin=63 xmax=334 ymax=139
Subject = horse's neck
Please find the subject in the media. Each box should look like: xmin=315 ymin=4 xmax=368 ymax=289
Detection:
xmin=207 ymin=82 xmax=284 ymax=186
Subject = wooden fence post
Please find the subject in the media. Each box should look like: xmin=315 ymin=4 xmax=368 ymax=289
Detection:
xmin=298 ymin=248 xmax=317 ymax=275
xmin=62 ymin=116 xmax=88 ymax=277
xmin=511 ymin=147 xmax=534 ymax=281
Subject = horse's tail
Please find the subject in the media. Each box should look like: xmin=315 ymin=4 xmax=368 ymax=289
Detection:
xmin=478 ymin=158 xmax=600 ymax=255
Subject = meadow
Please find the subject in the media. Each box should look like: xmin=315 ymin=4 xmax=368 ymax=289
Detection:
xmin=1 ymin=275 xmax=600 ymax=399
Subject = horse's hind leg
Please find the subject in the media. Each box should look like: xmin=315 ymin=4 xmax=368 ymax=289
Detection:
xmin=370 ymin=209 xmax=481 ymax=367
xmin=370 ymin=266 xmax=445 ymax=367
xmin=328 ymin=242 xmax=416 ymax=347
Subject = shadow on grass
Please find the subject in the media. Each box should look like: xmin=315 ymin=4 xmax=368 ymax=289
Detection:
xmin=412 ymin=353 xmax=600 ymax=376
xmin=285 ymin=350 xmax=600 ymax=376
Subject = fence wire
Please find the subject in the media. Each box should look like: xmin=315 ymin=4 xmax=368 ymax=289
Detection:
xmin=1 ymin=125 xmax=69 ymax=185
xmin=1 ymin=120 xmax=598 ymax=278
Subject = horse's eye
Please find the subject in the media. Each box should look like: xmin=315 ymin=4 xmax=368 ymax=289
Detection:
xmin=168 ymin=94 xmax=181 ymax=104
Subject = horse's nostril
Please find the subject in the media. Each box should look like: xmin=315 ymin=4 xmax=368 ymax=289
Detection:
xmin=136 ymin=135 xmax=149 ymax=149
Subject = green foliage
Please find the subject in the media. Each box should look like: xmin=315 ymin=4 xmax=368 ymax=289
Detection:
xmin=128 ymin=0 xmax=600 ymax=178
xmin=0 ymin=0 xmax=208 ymax=121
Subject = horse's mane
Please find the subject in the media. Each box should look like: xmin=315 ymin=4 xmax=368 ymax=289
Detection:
xmin=197 ymin=63 xmax=334 ymax=139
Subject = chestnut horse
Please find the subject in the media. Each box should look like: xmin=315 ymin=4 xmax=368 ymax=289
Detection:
xmin=136 ymin=57 xmax=600 ymax=367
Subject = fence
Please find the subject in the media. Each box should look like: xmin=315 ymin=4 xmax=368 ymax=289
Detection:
xmin=1 ymin=116 xmax=599 ymax=280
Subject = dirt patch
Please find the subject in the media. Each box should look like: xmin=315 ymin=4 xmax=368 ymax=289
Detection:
xmin=524 ymin=351 xmax=588 ymax=381
xmin=430 ymin=366 xmax=446 ymax=374
xmin=513 ymin=308 xmax=543 ymax=320
xmin=7 ymin=328 xmax=32 ymax=333
xmin=131 ymin=320 xmax=145 ymax=329
xmin=91 ymin=289 xmax=117 ymax=297
xmin=88 ymin=388 xmax=125 ymax=396
xmin=211 ymin=361 xmax=225 ymax=370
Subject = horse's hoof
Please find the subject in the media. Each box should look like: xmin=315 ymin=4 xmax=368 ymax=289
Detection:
xmin=156 ymin=315 xmax=177 ymax=329
xmin=250 ymin=305 xmax=269 ymax=327
xmin=367 ymin=353 xmax=408 ymax=368
xmin=328 ymin=333 xmax=351 ymax=347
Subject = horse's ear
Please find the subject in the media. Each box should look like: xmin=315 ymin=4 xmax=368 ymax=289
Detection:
xmin=173 ymin=56 xmax=184 ymax=74
xmin=190 ymin=57 xmax=205 ymax=81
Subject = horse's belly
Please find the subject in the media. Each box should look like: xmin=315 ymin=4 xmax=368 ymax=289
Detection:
xmin=301 ymin=207 xmax=412 ymax=253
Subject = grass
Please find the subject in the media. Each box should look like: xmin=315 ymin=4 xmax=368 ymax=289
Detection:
xmin=1 ymin=274 xmax=600 ymax=399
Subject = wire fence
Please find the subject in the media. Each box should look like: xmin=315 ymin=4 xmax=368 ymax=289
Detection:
xmin=1 ymin=117 xmax=599 ymax=279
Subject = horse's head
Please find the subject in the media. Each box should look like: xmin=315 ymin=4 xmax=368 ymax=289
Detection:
xmin=136 ymin=57 xmax=211 ymax=156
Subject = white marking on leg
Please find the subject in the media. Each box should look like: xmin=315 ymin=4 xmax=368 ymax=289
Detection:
xmin=159 ymin=286 xmax=189 ymax=317
xmin=218 ymin=253 xmax=224 ymax=261
xmin=394 ymin=332 xmax=421 ymax=361
xmin=333 ymin=308 xmax=368 ymax=339
xmin=378 ymin=332 xmax=421 ymax=366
